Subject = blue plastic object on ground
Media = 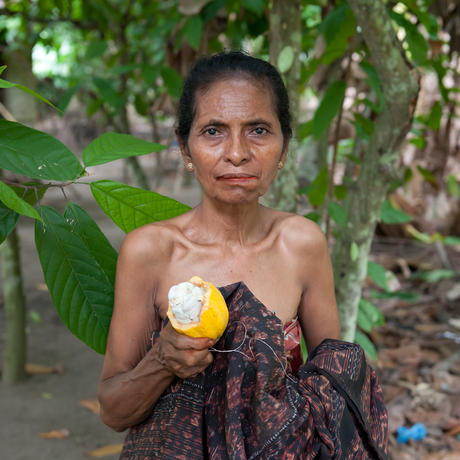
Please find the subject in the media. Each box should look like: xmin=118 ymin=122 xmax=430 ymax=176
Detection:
xmin=396 ymin=423 xmax=427 ymax=443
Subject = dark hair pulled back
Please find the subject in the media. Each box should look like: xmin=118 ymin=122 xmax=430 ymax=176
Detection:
xmin=176 ymin=50 xmax=293 ymax=145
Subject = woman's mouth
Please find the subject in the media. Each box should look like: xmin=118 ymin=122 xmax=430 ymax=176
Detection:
xmin=217 ymin=174 xmax=257 ymax=183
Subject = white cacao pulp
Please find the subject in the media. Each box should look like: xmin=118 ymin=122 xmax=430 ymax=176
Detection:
xmin=168 ymin=282 xmax=205 ymax=325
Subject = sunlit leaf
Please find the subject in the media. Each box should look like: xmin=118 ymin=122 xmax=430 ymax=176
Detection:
xmin=312 ymin=81 xmax=346 ymax=140
xmin=414 ymin=269 xmax=458 ymax=283
xmin=34 ymin=206 xmax=114 ymax=354
xmin=0 ymin=120 xmax=83 ymax=180
xmin=278 ymin=46 xmax=294 ymax=74
xmin=409 ymin=137 xmax=426 ymax=149
xmin=90 ymin=180 xmax=190 ymax=233
xmin=82 ymin=133 xmax=166 ymax=168
xmin=358 ymin=298 xmax=385 ymax=327
xmin=350 ymin=242 xmax=359 ymax=262
xmin=446 ymin=175 xmax=460 ymax=197
xmin=0 ymin=181 xmax=43 ymax=222
xmin=63 ymin=202 xmax=118 ymax=288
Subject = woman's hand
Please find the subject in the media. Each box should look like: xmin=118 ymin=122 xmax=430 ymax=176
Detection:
xmin=156 ymin=322 xmax=215 ymax=379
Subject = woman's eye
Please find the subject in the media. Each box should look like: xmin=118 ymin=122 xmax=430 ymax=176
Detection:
xmin=254 ymin=127 xmax=266 ymax=135
xmin=206 ymin=128 xmax=217 ymax=136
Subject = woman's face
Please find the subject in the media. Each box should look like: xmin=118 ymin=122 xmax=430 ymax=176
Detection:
xmin=179 ymin=77 xmax=289 ymax=205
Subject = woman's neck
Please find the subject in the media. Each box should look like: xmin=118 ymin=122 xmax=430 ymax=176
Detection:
xmin=190 ymin=195 xmax=268 ymax=247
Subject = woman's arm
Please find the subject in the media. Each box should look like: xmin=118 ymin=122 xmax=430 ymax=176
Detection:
xmin=97 ymin=227 xmax=214 ymax=432
xmin=290 ymin=218 xmax=341 ymax=352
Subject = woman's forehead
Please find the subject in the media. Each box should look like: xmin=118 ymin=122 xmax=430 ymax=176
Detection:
xmin=194 ymin=77 xmax=278 ymax=123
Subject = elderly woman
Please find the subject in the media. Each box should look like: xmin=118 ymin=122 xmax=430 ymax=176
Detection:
xmin=98 ymin=52 xmax=388 ymax=460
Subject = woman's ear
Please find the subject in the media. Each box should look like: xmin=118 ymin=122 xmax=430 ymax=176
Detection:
xmin=175 ymin=128 xmax=192 ymax=165
xmin=280 ymin=137 xmax=290 ymax=163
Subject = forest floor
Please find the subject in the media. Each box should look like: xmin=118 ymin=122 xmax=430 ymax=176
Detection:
xmin=1 ymin=150 xmax=460 ymax=459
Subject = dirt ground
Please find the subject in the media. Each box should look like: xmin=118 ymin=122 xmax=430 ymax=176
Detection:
xmin=0 ymin=155 xmax=202 ymax=460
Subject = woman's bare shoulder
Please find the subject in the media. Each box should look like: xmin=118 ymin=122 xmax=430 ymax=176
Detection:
xmin=270 ymin=210 xmax=326 ymax=252
xmin=118 ymin=214 xmax=191 ymax=266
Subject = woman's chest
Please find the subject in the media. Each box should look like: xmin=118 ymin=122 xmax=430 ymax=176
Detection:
xmin=156 ymin=247 xmax=304 ymax=325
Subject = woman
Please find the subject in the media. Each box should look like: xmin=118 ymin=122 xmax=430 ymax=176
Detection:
xmin=98 ymin=52 xmax=387 ymax=459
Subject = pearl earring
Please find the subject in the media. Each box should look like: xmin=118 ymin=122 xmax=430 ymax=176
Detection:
xmin=186 ymin=162 xmax=194 ymax=171
xmin=278 ymin=161 xmax=284 ymax=170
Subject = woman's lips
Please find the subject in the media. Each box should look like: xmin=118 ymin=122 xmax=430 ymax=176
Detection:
xmin=217 ymin=174 xmax=257 ymax=183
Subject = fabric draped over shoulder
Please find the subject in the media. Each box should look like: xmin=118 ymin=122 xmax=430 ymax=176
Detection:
xmin=120 ymin=282 xmax=388 ymax=460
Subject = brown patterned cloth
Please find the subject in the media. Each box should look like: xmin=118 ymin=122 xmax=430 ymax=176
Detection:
xmin=120 ymin=282 xmax=388 ymax=460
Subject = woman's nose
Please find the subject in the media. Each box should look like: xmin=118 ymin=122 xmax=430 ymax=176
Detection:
xmin=224 ymin=133 xmax=251 ymax=165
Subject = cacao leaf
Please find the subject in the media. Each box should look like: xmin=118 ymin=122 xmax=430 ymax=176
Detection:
xmin=0 ymin=120 xmax=83 ymax=180
xmin=90 ymin=180 xmax=190 ymax=233
xmin=82 ymin=133 xmax=166 ymax=168
xmin=354 ymin=330 xmax=377 ymax=360
xmin=35 ymin=206 xmax=114 ymax=354
xmin=63 ymin=202 xmax=118 ymax=288
xmin=0 ymin=200 xmax=19 ymax=245
xmin=379 ymin=200 xmax=412 ymax=224
xmin=0 ymin=181 xmax=43 ymax=222
xmin=0 ymin=79 xmax=58 ymax=110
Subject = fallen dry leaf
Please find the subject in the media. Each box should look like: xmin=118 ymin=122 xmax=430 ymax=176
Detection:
xmin=446 ymin=423 xmax=460 ymax=437
xmin=79 ymin=399 xmax=100 ymax=415
xmin=86 ymin=444 xmax=123 ymax=457
xmin=40 ymin=429 xmax=70 ymax=439
xmin=35 ymin=283 xmax=48 ymax=291
xmin=26 ymin=363 xmax=54 ymax=374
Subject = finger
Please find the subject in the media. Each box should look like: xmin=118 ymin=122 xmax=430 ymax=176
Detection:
xmin=175 ymin=334 xmax=216 ymax=351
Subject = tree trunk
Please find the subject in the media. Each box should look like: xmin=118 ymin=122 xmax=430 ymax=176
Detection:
xmin=332 ymin=0 xmax=419 ymax=341
xmin=266 ymin=0 xmax=302 ymax=212
xmin=1 ymin=227 xmax=27 ymax=385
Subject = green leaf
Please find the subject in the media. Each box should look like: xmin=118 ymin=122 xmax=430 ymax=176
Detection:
xmin=87 ymin=99 xmax=104 ymax=118
xmin=410 ymin=137 xmax=426 ymax=149
xmin=110 ymin=64 xmax=142 ymax=75
xmin=0 ymin=120 xmax=83 ymax=180
xmin=0 ymin=79 xmax=59 ymax=111
xmin=334 ymin=185 xmax=347 ymax=200
xmin=312 ymin=80 xmax=346 ymax=141
xmin=359 ymin=298 xmax=385 ymax=327
xmin=370 ymin=290 xmax=420 ymax=302
xmin=404 ymin=168 xmax=413 ymax=183
xmin=446 ymin=175 xmax=460 ymax=197
xmin=357 ymin=308 xmax=372 ymax=332
xmin=35 ymin=206 xmax=113 ymax=354
xmin=241 ymin=0 xmax=265 ymax=15
xmin=0 ymin=65 xmax=6 ymax=75
xmin=318 ymin=3 xmax=349 ymax=43
xmin=379 ymin=199 xmax=412 ymax=224
xmin=10 ymin=182 xmax=49 ymax=206
xmin=354 ymin=330 xmax=377 ymax=360
xmin=414 ymin=269 xmax=458 ymax=283
xmin=142 ymin=65 xmax=159 ymax=86
xmin=90 ymin=180 xmax=191 ymax=233
xmin=405 ymin=29 xmax=429 ymax=65
xmin=277 ymin=46 xmax=295 ymax=74
xmin=134 ymin=94 xmax=148 ymax=116
xmin=367 ymin=260 xmax=390 ymax=291
xmin=353 ymin=113 xmax=374 ymax=135
xmin=328 ymin=200 xmax=346 ymax=227
xmin=417 ymin=166 xmax=436 ymax=184
xmin=0 ymin=200 xmax=19 ymax=245
xmin=202 ymin=0 xmax=228 ymax=23
xmin=297 ymin=120 xmax=312 ymax=140
xmin=304 ymin=211 xmax=321 ymax=224
xmin=0 ymin=181 xmax=43 ymax=222
xmin=85 ymin=41 xmax=108 ymax=60
xmin=426 ymin=101 xmax=442 ymax=130
xmin=350 ymin=242 xmax=359 ymax=262
xmin=160 ymin=67 xmax=183 ymax=99
xmin=183 ymin=16 xmax=203 ymax=50
xmin=445 ymin=236 xmax=460 ymax=246
xmin=82 ymin=133 xmax=167 ymax=168
xmin=93 ymin=78 xmax=118 ymax=108
xmin=63 ymin=202 xmax=118 ymax=288
xmin=306 ymin=167 xmax=329 ymax=207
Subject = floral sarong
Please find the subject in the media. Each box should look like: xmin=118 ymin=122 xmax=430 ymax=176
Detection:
xmin=120 ymin=282 xmax=388 ymax=460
